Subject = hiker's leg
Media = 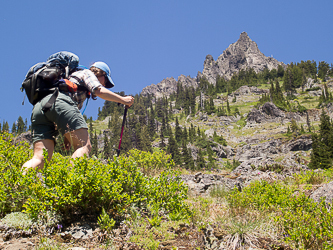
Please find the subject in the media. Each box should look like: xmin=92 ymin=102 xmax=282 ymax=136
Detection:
xmin=64 ymin=128 xmax=91 ymax=159
xmin=22 ymin=139 xmax=54 ymax=173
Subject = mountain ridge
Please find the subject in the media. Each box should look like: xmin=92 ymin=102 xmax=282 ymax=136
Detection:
xmin=141 ymin=32 xmax=285 ymax=98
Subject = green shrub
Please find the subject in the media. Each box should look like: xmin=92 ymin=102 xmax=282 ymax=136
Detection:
xmin=213 ymin=131 xmax=227 ymax=146
xmin=126 ymin=148 xmax=174 ymax=175
xmin=236 ymin=117 xmax=247 ymax=129
xmin=276 ymin=196 xmax=333 ymax=250
xmin=0 ymin=132 xmax=190 ymax=224
xmin=226 ymin=179 xmax=333 ymax=249
xmin=0 ymin=132 xmax=32 ymax=216
xmin=289 ymin=170 xmax=329 ymax=186
xmin=223 ymin=159 xmax=241 ymax=171
xmin=226 ymin=180 xmax=294 ymax=211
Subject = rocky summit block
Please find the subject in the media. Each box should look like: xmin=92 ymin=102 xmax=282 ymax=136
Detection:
xmin=141 ymin=32 xmax=285 ymax=98
xmin=201 ymin=32 xmax=286 ymax=84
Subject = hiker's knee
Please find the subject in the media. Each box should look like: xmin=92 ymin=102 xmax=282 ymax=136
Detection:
xmin=83 ymin=140 xmax=92 ymax=155
xmin=70 ymin=135 xmax=92 ymax=159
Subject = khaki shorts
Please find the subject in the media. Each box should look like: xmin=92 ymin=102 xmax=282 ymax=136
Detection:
xmin=31 ymin=92 xmax=88 ymax=143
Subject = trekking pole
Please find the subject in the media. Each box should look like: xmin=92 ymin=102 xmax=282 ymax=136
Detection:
xmin=116 ymin=105 xmax=128 ymax=156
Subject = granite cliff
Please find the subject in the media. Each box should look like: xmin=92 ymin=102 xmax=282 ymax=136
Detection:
xmin=141 ymin=32 xmax=285 ymax=98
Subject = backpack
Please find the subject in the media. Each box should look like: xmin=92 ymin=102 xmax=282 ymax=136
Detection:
xmin=21 ymin=51 xmax=86 ymax=112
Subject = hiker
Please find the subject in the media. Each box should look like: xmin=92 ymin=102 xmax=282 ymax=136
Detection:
xmin=22 ymin=61 xmax=134 ymax=173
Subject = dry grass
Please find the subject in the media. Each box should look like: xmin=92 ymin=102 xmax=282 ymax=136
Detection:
xmin=218 ymin=209 xmax=280 ymax=250
xmin=186 ymin=187 xmax=282 ymax=250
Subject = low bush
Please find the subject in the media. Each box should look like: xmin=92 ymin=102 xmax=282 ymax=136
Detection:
xmin=125 ymin=148 xmax=174 ymax=176
xmin=226 ymin=180 xmax=294 ymax=211
xmin=289 ymin=169 xmax=330 ymax=186
xmin=0 ymin=132 xmax=190 ymax=225
xmin=277 ymin=195 xmax=333 ymax=250
xmin=226 ymin=178 xmax=333 ymax=249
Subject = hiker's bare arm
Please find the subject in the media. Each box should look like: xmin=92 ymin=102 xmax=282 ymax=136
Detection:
xmin=94 ymin=87 xmax=134 ymax=107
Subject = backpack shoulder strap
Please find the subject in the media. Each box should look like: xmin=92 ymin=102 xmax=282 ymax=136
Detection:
xmin=42 ymin=88 xmax=59 ymax=112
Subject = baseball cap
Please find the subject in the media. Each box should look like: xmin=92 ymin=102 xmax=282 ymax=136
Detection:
xmin=91 ymin=61 xmax=115 ymax=88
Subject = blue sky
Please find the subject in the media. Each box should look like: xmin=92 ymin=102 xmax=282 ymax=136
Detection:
xmin=1 ymin=0 xmax=332 ymax=128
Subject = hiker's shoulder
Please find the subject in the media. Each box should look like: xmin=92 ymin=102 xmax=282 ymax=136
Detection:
xmin=70 ymin=69 xmax=92 ymax=76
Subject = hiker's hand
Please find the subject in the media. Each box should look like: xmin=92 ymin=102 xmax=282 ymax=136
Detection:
xmin=122 ymin=96 xmax=134 ymax=108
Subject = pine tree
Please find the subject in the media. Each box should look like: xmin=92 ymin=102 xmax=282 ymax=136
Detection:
xmin=182 ymin=140 xmax=191 ymax=168
xmin=306 ymin=111 xmax=311 ymax=132
xmin=187 ymin=148 xmax=195 ymax=170
xmin=120 ymin=125 xmax=132 ymax=155
xmin=182 ymin=126 xmax=188 ymax=144
xmin=197 ymin=127 xmax=201 ymax=138
xmin=16 ymin=116 xmax=25 ymax=135
xmin=2 ymin=121 xmax=9 ymax=132
xmin=196 ymin=149 xmax=206 ymax=170
xmin=190 ymin=87 xmax=196 ymax=116
xmin=167 ymin=132 xmax=181 ymax=165
xmin=207 ymin=146 xmax=215 ymax=168
xmin=89 ymin=120 xmax=94 ymax=134
xmin=24 ymin=118 xmax=28 ymax=132
xmin=209 ymin=97 xmax=215 ymax=114
xmin=148 ymin=109 xmax=156 ymax=139
xmin=166 ymin=122 xmax=172 ymax=137
xmin=226 ymin=98 xmax=231 ymax=115
xmin=138 ymin=125 xmax=152 ymax=152
xmin=302 ymin=68 xmax=306 ymax=92
xmin=318 ymin=110 xmax=332 ymax=147
xmin=309 ymin=110 xmax=333 ymax=169
xmin=269 ymin=80 xmax=275 ymax=102
xmin=91 ymin=130 xmax=98 ymax=156
xmin=283 ymin=69 xmax=290 ymax=92
xmin=318 ymin=61 xmax=330 ymax=81
xmin=189 ymin=123 xmax=196 ymax=143
xmin=175 ymin=117 xmax=182 ymax=143
xmin=108 ymin=118 xmax=112 ymax=129
xmin=290 ymin=119 xmax=299 ymax=134
xmin=156 ymin=98 xmax=164 ymax=119
xmin=277 ymin=64 xmax=285 ymax=78
xmin=159 ymin=130 xmax=166 ymax=149
xmin=161 ymin=116 xmax=167 ymax=137
xmin=169 ymin=102 xmax=174 ymax=120
xmin=110 ymin=108 xmax=122 ymax=149
xmin=11 ymin=122 xmax=17 ymax=135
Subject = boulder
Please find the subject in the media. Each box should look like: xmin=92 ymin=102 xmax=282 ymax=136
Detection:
xmin=281 ymin=135 xmax=312 ymax=153
xmin=310 ymin=181 xmax=333 ymax=205
xmin=247 ymin=102 xmax=285 ymax=123
xmin=235 ymin=139 xmax=282 ymax=162
xmin=233 ymin=85 xmax=269 ymax=96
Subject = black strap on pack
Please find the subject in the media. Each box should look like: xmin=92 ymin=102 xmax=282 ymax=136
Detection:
xmin=30 ymin=66 xmax=47 ymax=104
xmin=41 ymin=88 xmax=59 ymax=113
